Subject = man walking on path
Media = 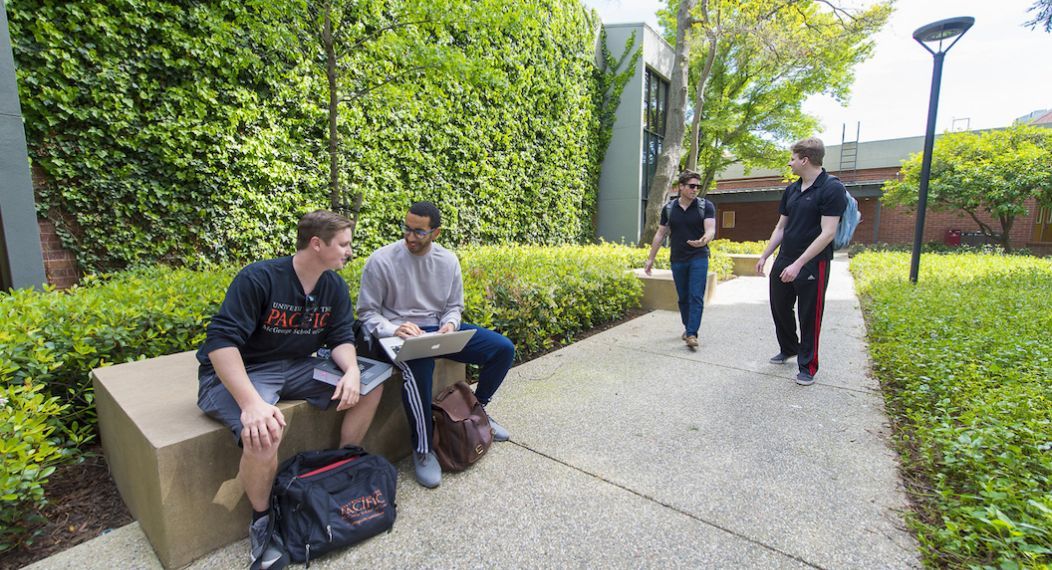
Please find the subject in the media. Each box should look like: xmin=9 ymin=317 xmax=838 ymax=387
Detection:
xmin=755 ymin=138 xmax=847 ymax=385
xmin=357 ymin=201 xmax=515 ymax=489
xmin=196 ymin=210 xmax=383 ymax=568
xmin=644 ymin=170 xmax=716 ymax=350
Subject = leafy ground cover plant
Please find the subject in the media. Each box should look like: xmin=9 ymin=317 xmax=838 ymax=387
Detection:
xmin=851 ymin=251 xmax=1052 ymax=568
xmin=0 ymin=384 xmax=76 ymax=554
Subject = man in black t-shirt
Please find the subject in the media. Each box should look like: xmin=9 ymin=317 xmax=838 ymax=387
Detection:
xmin=645 ymin=170 xmax=716 ymax=350
xmin=196 ymin=210 xmax=382 ymax=568
xmin=756 ymin=138 xmax=847 ymax=386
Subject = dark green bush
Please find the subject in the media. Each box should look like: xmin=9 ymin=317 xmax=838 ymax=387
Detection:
xmin=852 ymin=252 xmax=1052 ymax=568
xmin=8 ymin=0 xmax=606 ymax=273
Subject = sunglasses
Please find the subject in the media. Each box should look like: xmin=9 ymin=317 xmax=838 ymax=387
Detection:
xmin=401 ymin=222 xmax=437 ymax=239
xmin=300 ymin=294 xmax=318 ymax=330
xmin=685 ymin=183 xmax=702 ymax=190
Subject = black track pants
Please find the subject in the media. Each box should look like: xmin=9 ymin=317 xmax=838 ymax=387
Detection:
xmin=769 ymin=257 xmax=831 ymax=376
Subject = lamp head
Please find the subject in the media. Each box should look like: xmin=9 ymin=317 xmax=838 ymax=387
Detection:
xmin=913 ymin=17 xmax=974 ymax=53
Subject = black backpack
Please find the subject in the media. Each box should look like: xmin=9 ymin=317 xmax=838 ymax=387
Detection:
xmin=257 ymin=445 xmax=397 ymax=567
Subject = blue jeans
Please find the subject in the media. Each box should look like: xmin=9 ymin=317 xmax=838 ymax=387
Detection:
xmin=670 ymin=256 xmax=709 ymax=337
xmin=398 ymin=323 xmax=515 ymax=454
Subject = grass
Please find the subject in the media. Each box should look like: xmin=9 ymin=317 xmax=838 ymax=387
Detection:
xmin=851 ymin=251 xmax=1052 ymax=568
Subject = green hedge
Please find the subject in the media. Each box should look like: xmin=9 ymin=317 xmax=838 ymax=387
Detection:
xmin=8 ymin=0 xmax=605 ymax=272
xmin=0 ymin=384 xmax=76 ymax=553
xmin=1 ymin=244 xmax=648 ymax=434
xmin=851 ymin=252 xmax=1052 ymax=568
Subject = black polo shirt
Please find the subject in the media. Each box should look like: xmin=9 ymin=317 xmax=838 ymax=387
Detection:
xmin=659 ymin=197 xmax=716 ymax=262
xmin=777 ymin=169 xmax=847 ymax=263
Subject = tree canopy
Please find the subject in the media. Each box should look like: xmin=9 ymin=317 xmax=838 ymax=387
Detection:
xmin=665 ymin=0 xmax=890 ymax=190
xmin=881 ymin=124 xmax=1052 ymax=251
xmin=638 ymin=0 xmax=889 ymax=245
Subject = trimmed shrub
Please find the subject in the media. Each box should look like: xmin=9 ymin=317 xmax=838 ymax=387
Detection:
xmin=0 ymin=383 xmax=75 ymax=554
xmin=852 ymin=252 xmax=1052 ymax=567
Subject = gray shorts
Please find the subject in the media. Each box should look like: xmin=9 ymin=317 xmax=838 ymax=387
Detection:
xmin=197 ymin=357 xmax=336 ymax=444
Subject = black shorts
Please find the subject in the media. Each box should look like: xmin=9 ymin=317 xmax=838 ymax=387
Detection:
xmin=197 ymin=357 xmax=336 ymax=444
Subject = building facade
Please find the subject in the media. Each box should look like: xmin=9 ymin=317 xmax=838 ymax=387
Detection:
xmin=596 ymin=23 xmax=674 ymax=245
xmin=708 ymin=132 xmax=1052 ymax=255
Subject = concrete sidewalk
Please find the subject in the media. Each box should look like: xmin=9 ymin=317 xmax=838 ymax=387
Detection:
xmin=29 ymin=254 xmax=919 ymax=569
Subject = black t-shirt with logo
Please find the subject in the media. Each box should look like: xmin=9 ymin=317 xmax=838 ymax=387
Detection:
xmin=659 ymin=197 xmax=716 ymax=262
xmin=777 ymin=170 xmax=847 ymax=264
xmin=196 ymin=256 xmax=356 ymax=371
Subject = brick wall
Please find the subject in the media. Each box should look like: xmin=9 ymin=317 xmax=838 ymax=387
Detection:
xmin=32 ymin=166 xmax=81 ymax=289
xmin=711 ymin=195 xmax=1041 ymax=250
xmin=38 ymin=219 xmax=80 ymax=289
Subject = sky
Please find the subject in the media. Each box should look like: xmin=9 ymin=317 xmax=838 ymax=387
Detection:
xmin=581 ymin=0 xmax=1052 ymax=143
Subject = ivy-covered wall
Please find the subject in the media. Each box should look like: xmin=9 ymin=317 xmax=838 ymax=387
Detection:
xmin=7 ymin=0 xmax=604 ymax=273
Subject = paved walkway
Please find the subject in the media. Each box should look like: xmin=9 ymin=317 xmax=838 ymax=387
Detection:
xmin=29 ymin=254 xmax=919 ymax=569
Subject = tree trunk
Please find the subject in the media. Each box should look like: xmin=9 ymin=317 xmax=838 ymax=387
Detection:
xmin=1000 ymin=215 xmax=1014 ymax=252
xmin=686 ymin=28 xmax=718 ymax=171
xmin=639 ymin=0 xmax=697 ymax=246
xmin=323 ymin=1 xmax=340 ymax=212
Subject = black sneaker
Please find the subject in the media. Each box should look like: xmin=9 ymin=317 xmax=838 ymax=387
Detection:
xmin=795 ymin=371 xmax=816 ymax=386
xmin=769 ymin=352 xmax=794 ymax=364
xmin=249 ymin=514 xmax=288 ymax=570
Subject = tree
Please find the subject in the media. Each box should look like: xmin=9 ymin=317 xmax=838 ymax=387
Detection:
xmin=881 ymin=124 xmax=1052 ymax=251
xmin=288 ymin=0 xmax=480 ymax=243
xmin=1027 ymin=0 xmax=1052 ymax=32
xmin=639 ymin=0 xmax=698 ymax=247
xmin=640 ymin=0 xmax=889 ymax=245
xmin=673 ymin=0 xmax=889 ymax=190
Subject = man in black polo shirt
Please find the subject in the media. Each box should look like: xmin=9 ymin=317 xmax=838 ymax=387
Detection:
xmin=755 ymin=138 xmax=847 ymax=385
xmin=645 ymin=170 xmax=716 ymax=350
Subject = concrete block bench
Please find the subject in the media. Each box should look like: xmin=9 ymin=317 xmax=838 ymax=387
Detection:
xmin=727 ymin=253 xmax=765 ymax=276
xmin=632 ymin=268 xmax=717 ymax=310
xmin=92 ymin=351 xmax=464 ymax=569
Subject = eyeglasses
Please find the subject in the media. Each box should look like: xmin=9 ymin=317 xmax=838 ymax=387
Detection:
xmin=300 ymin=294 xmax=318 ymax=330
xmin=401 ymin=222 xmax=437 ymax=239
xmin=685 ymin=183 xmax=702 ymax=190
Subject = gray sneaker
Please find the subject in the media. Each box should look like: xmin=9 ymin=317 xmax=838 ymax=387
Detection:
xmin=795 ymin=371 xmax=816 ymax=386
xmin=488 ymin=416 xmax=510 ymax=442
xmin=413 ymin=451 xmax=442 ymax=488
xmin=249 ymin=514 xmax=288 ymax=570
xmin=770 ymin=352 xmax=795 ymax=364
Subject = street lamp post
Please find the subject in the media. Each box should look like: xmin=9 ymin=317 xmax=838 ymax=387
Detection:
xmin=909 ymin=16 xmax=974 ymax=284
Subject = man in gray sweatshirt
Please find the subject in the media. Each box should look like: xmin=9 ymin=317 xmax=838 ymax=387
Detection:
xmin=357 ymin=201 xmax=515 ymax=488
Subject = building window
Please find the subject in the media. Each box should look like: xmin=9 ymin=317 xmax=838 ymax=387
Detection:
xmin=722 ymin=211 xmax=736 ymax=229
xmin=641 ymin=67 xmax=669 ymax=231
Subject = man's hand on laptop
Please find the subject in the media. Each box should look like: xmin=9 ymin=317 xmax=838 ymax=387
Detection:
xmin=395 ymin=322 xmax=424 ymax=338
xmin=437 ymin=322 xmax=456 ymax=334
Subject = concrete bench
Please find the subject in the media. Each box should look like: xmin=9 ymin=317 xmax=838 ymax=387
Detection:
xmin=92 ymin=351 xmax=463 ymax=569
xmin=632 ymin=268 xmax=717 ymax=310
xmin=727 ymin=253 xmax=765 ymax=276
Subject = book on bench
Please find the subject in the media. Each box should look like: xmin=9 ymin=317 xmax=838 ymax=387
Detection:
xmin=312 ymin=355 xmax=392 ymax=395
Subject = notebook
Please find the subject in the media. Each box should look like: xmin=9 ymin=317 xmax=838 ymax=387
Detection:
xmin=312 ymin=356 xmax=392 ymax=395
xmin=377 ymin=329 xmax=476 ymax=363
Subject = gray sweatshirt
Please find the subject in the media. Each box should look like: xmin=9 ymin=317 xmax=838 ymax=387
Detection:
xmin=356 ymin=240 xmax=464 ymax=338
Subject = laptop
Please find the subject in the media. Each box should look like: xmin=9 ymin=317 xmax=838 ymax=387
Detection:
xmin=378 ymin=329 xmax=476 ymax=363
xmin=313 ymin=356 xmax=392 ymax=395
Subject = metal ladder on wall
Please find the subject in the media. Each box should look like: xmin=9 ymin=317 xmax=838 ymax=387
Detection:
xmin=839 ymin=122 xmax=860 ymax=176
